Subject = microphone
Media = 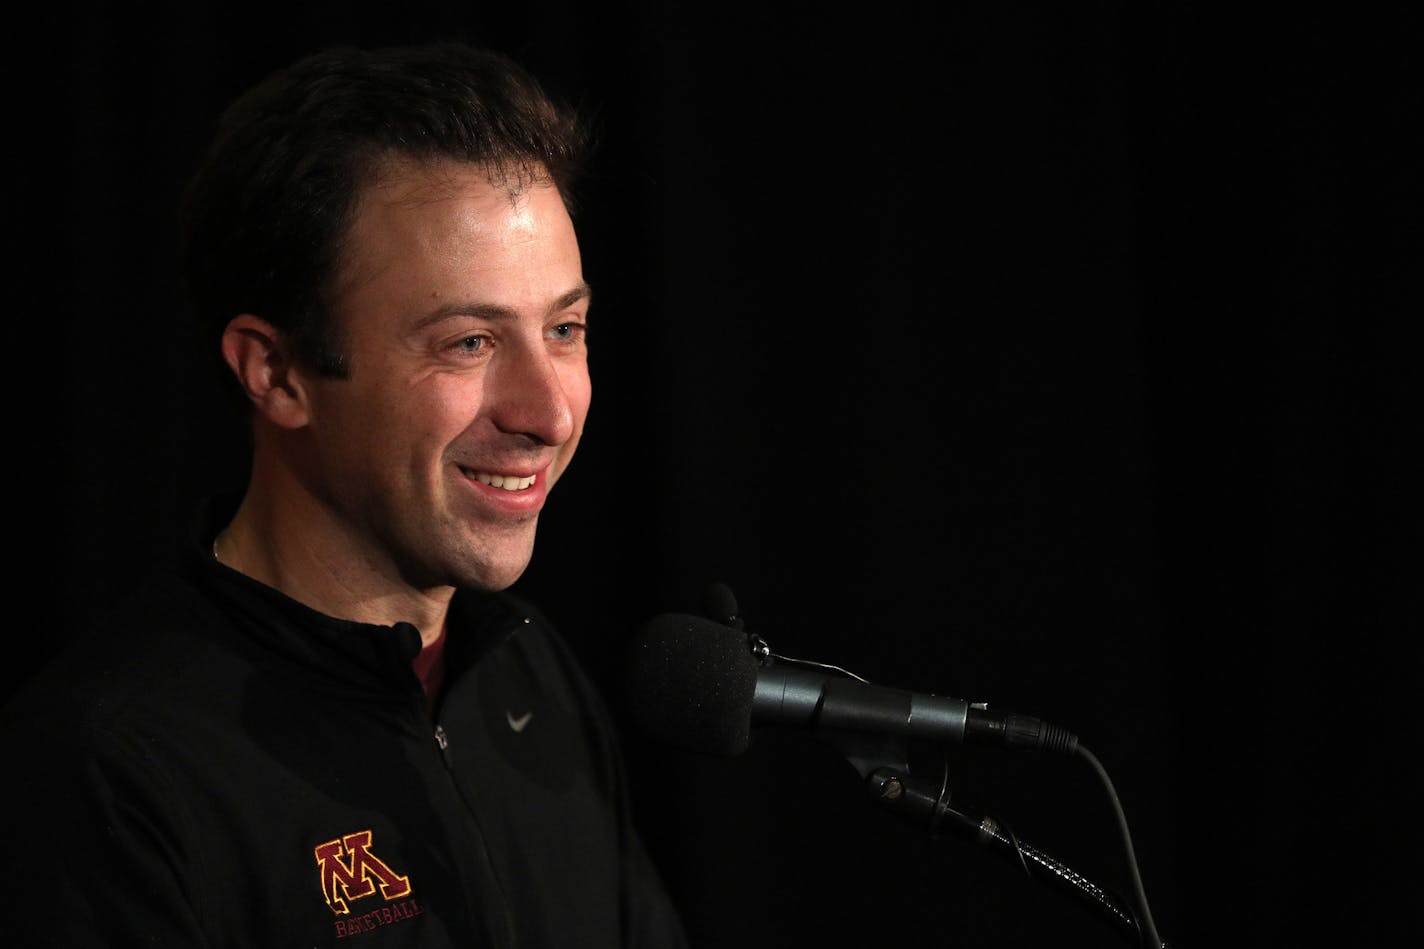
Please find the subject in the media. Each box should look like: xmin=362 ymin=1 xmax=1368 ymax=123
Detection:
xmin=626 ymin=610 xmax=1078 ymax=758
xmin=625 ymin=599 xmax=1169 ymax=949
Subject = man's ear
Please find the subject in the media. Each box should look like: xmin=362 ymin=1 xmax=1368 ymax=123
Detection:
xmin=220 ymin=315 xmax=312 ymax=430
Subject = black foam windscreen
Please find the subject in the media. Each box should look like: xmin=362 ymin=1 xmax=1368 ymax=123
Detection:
xmin=625 ymin=613 xmax=759 ymax=756
xmin=700 ymin=580 xmax=743 ymax=629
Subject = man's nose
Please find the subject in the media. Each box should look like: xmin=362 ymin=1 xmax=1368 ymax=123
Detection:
xmin=485 ymin=343 xmax=577 ymax=447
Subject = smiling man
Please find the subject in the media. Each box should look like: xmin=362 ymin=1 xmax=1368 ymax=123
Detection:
xmin=0 ymin=44 xmax=688 ymax=948
xmin=215 ymin=160 xmax=592 ymax=629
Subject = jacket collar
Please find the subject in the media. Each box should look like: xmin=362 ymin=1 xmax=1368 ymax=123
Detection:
xmin=182 ymin=493 xmax=522 ymax=695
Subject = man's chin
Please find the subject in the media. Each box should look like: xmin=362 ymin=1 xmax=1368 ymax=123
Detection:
xmin=454 ymin=541 xmax=536 ymax=593
xmin=458 ymin=567 xmax=526 ymax=593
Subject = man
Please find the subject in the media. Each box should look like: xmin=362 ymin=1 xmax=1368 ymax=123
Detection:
xmin=0 ymin=42 xmax=689 ymax=948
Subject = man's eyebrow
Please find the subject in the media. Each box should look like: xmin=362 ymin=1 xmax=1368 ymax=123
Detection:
xmin=412 ymin=283 xmax=593 ymax=331
xmin=551 ymin=283 xmax=594 ymax=316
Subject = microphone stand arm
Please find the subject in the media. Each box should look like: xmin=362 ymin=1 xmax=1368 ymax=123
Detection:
xmin=866 ymin=766 xmax=1158 ymax=948
xmin=746 ymin=644 xmax=1165 ymax=947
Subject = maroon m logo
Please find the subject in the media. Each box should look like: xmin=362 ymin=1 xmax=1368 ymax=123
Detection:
xmin=314 ymin=830 xmax=413 ymax=916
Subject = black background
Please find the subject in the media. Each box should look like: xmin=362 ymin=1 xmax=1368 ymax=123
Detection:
xmin=11 ymin=2 xmax=1421 ymax=947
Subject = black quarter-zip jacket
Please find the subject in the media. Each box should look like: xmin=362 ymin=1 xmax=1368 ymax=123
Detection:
xmin=0 ymin=500 xmax=689 ymax=948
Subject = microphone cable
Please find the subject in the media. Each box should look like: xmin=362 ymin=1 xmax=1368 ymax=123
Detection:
xmin=1073 ymin=742 xmax=1165 ymax=949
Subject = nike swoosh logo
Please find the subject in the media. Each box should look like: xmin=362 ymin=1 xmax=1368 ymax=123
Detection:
xmin=506 ymin=709 xmax=534 ymax=733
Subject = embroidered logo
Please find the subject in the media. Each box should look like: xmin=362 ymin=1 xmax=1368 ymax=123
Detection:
xmin=314 ymin=830 xmax=413 ymax=916
xmin=506 ymin=709 xmax=534 ymax=732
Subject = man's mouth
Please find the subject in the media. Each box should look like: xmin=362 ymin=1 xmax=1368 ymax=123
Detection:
xmin=462 ymin=469 xmax=538 ymax=492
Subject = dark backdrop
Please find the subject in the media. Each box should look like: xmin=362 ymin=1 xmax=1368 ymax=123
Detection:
xmin=12 ymin=3 xmax=1420 ymax=947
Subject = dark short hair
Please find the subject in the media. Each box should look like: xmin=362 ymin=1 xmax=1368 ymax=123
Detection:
xmin=179 ymin=42 xmax=589 ymax=380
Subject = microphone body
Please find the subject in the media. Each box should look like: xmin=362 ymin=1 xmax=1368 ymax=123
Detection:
xmin=753 ymin=665 xmax=970 ymax=742
xmin=626 ymin=613 xmax=1077 ymax=757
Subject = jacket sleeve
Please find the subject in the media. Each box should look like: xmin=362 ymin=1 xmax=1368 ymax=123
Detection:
xmin=617 ymin=812 xmax=694 ymax=949
xmin=0 ymin=717 xmax=212 ymax=948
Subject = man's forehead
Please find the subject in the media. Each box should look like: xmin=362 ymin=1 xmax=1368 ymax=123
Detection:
xmin=328 ymin=155 xmax=580 ymax=316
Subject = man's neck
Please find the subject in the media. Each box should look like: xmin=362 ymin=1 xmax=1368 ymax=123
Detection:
xmin=214 ymin=486 xmax=454 ymax=648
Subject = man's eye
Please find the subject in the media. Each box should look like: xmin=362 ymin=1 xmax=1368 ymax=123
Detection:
xmin=550 ymin=322 xmax=585 ymax=341
xmin=455 ymin=335 xmax=487 ymax=353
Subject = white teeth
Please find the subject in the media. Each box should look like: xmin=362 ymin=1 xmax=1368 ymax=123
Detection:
xmin=471 ymin=471 xmax=536 ymax=491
